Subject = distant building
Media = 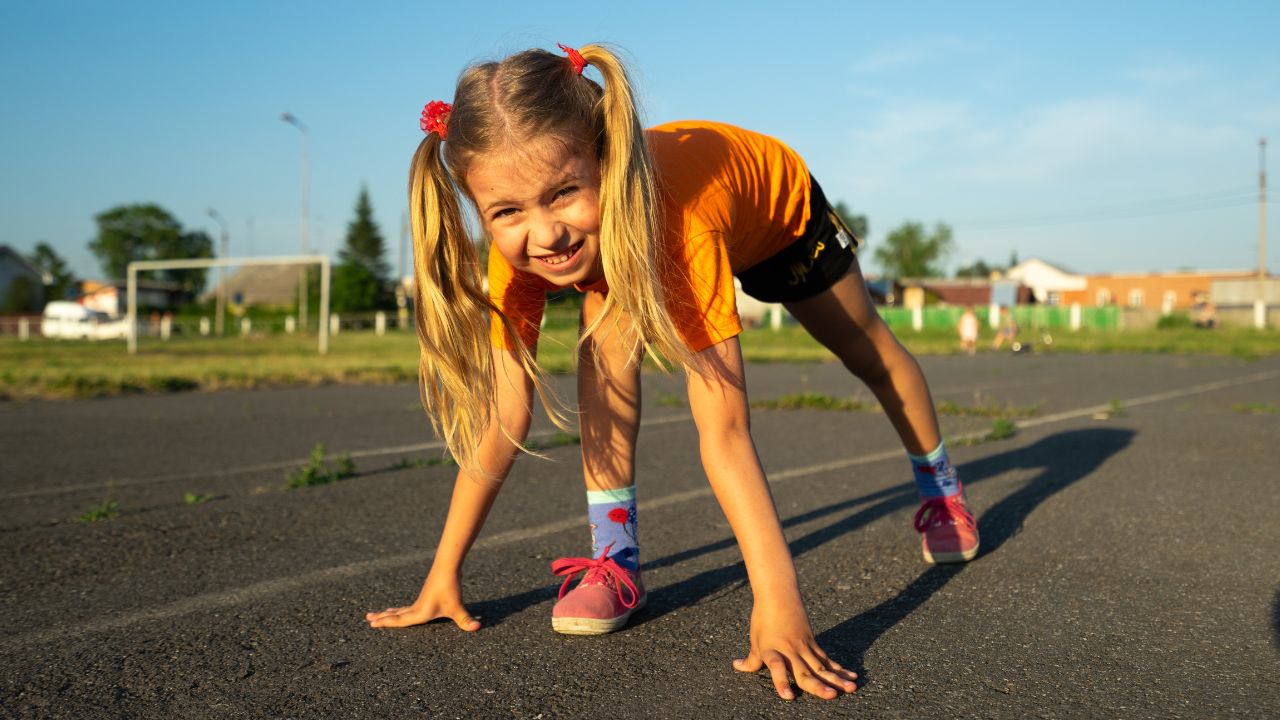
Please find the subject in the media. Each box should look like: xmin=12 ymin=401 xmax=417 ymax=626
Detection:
xmin=918 ymin=278 xmax=991 ymax=306
xmin=200 ymin=265 xmax=300 ymax=308
xmin=1208 ymin=277 xmax=1280 ymax=308
xmin=78 ymin=279 xmax=189 ymax=316
xmin=1060 ymin=270 xmax=1258 ymax=313
xmin=0 ymin=245 xmax=47 ymax=313
xmin=1005 ymin=258 xmax=1087 ymax=306
xmin=862 ymin=277 xmax=897 ymax=305
xmin=897 ymin=278 xmax=1031 ymax=308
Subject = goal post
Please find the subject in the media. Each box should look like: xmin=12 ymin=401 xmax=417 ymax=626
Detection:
xmin=126 ymin=255 xmax=331 ymax=355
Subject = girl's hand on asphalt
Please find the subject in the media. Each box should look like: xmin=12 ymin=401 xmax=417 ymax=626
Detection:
xmin=732 ymin=601 xmax=858 ymax=701
xmin=364 ymin=575 xmax=480 ymax=632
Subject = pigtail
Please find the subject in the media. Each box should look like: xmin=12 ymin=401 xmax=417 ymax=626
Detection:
xmin=409 ymin=135 xmax=560 ymax=474
xmin=577 ymin=44 xmax=693 ymax=371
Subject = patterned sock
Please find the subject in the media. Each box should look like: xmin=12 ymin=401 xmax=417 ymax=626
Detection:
xmin=908 ymin=442 xmax=961 ymax=499
xmin=586 ymin=486 xmax=639 ymax=571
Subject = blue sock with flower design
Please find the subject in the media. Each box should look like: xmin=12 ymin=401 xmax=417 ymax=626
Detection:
xmin=587 ymin=486 xmax=638 ymax=571
xmin=908 ymin=441 xmax=961 ymax=499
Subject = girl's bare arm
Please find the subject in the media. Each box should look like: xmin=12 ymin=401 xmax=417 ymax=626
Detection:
xmin=685 ymin=338 xmax=859 ymax=700
xmin=366 ymin=347 xmax=534 ymax=631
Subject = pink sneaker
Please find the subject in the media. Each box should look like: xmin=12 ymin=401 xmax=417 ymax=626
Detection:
xmin=550 ymin=548 xmax=645 ymax=635
xmin=914 ymin=494 xmax=979 ymax=564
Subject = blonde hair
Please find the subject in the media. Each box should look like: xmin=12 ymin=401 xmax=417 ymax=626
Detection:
xmin=409 ymin=43 xmax=691 ymax=473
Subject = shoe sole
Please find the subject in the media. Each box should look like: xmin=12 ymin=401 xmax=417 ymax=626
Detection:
xmin=922 ymin=542 xmax=979 ymax=564
xmin=552 ymin=594 xmax=648 ymax=636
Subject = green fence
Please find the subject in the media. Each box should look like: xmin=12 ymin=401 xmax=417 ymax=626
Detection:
xmin=876 ymin=305 xmax=1121 ymax=332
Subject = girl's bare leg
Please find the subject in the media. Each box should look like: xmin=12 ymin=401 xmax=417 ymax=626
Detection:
xmin=577 ymin=290 xmax=644 ymax=492
xmin=782 ymin=255 xmax=941 ymax=456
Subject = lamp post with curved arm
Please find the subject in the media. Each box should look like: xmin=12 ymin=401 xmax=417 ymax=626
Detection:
xmin=281 ymin=112 xmax=310 ymax=331
xmin=207 ymin=208 xmax=229 ymax=336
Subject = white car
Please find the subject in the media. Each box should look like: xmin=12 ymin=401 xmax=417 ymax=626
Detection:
xmin=40 ymin=301 xmax=130 ymax=340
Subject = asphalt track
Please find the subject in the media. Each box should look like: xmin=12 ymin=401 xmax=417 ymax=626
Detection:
xmin=2 ymin=352 xmax=1279 ymax=719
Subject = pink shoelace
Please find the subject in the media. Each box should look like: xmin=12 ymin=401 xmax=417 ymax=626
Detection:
xmin=550 ymin=548 xmax=641 ymax=608
xmin=913 ymin=495 xmax=976 ymax=533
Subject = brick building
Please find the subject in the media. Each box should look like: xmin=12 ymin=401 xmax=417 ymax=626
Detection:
xmin=1059 ymin=270 xmax=1258 ymax=312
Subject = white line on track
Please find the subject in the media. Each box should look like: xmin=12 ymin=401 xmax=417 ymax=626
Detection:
xmin=0 ymin=415 xmax=696 ymax=501
xmin=3 ymin=367 xmax=1278 ymax=653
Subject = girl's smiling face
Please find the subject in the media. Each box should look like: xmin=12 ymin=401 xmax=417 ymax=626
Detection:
xmin=467 ymin=136 xmax=603 ymax=288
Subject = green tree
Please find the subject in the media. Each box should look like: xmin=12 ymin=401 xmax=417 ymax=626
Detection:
xmin=88 ymin=204 xmax=212 ymax=293
xmin=331 ymin=263 xmax=381 ymax=312
xmin=332 ymin=187 xmax=389 ymax=312
xmin=955 ymin=259 xmax=997 ymax=279
xmin=873 ymin=221 xmax=953 ymax=278
xmin=833 ymin=201 xmax=869 ymax=245
xmin=2 ymin=276 xmax=39 ymax=313
xmin=31 ymin=242 xmax=76 ymax=300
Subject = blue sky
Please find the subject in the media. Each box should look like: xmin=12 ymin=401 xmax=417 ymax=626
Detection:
xmin=2 ymin=1 xmax=1276 ymax=280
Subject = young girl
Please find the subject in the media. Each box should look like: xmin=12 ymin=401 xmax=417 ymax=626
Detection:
xmin=366 ymin=43 xmax=977 ymax=702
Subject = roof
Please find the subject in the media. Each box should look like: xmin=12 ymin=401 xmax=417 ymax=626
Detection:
xmin=1085 ymin=269 xmax=1257 ymax=279
xmin=200 ymin=264 xmax=301 ymax=306
xmin=80 ymin=278 xmax=186 ymax=293
xmin=0 ymin=244 xmax=48 ymax=281
xmin=1013 ymin=257 xmax=1079 ymax=275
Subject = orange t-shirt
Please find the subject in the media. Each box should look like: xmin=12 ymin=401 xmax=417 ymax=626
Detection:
xmin=488 ymin=120 xmax=811 ymax=352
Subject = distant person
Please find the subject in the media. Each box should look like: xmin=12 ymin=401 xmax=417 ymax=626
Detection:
xmin=958 ymin=305 xmax=979 ymax=356
xmin=1195 ymin=299 xmax=1217 ymax=329
xmin=366 ymin=43 xmax=978 ymax=703
xmin=992 ymin=305 xmax=1018 ymax=350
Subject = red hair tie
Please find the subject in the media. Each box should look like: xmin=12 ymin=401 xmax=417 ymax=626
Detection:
xmin=557 ymin=43 xmax=587 ymax=75
xmin=420 ymin=100 xmax=452 ymax=139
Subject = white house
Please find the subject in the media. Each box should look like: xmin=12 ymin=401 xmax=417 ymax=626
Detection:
xmin=1005 ymin=258 xmax=1087 ymax=306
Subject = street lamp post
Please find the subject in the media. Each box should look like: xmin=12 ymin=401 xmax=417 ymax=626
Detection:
xmin=207 ymin=208 xmax=229 ymax=336
xmin=281 ymin=112 xmax=310 ymax=332
xmin=1258 ymin=138 xmax=1268 ymax=329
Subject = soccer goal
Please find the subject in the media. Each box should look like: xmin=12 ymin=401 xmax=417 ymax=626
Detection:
xmin=126 ymin=255 xmax=331 ymax=354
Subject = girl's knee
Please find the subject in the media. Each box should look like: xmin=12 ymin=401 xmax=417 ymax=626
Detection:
xmin=840 ymin=327 xmax=908 ymax=386
xmin=842 ymin=351 xmax=890 ymax=386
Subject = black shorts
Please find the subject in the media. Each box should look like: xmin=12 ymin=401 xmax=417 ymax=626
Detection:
xmin=735 ymin=178 xmax=861 ymax=303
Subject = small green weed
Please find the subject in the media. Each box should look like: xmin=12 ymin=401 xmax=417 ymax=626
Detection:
xmin=656 ymin=393 xmax=685 ymax=408
xmin=953 ymin=418 xmax=1018 ymax=447
xmin=184 ymin=492 xmax=215 ymax=505
xmin=987 ymin=418 xmax=1017 ymax=441
xmin=1231 ymin=402 xmax=1279 ymax=415
xmin=286 ymin=443 xmax=358 ymax=488
xmin=79 ymin=499 xmax=119 ymax=523
xmin=1107 ymin=399 xmax=1126 ymax=417
xmin=335 ymin=452 xmax=355 ymax=477
xmin=527 ymin=432 xmax=582 ymax=451
xmin=751 ymin=392 xmax=876 ymax=412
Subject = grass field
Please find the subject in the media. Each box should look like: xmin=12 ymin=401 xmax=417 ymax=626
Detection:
xmin=1 ymin=311 xmax=1276 ymax=400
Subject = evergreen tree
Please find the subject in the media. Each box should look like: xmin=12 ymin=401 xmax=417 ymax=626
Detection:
xmin=332 ymin=186 xmax=389 ymax=312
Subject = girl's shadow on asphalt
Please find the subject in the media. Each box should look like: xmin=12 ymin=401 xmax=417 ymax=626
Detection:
xmin=470 ymin=427 xmax=1135 ymax=661
xmin=813 ymin=427 xmax=1134 ymax=682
